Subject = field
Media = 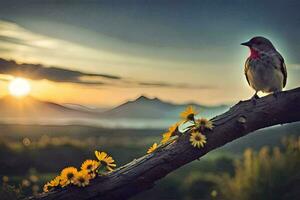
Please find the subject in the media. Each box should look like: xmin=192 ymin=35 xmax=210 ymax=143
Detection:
xmin=1 ymin=122 xmax=299 ymax=199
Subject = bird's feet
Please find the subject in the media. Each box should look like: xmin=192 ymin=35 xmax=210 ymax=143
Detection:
xmin=250 ymin=93 xmax=259 ymax=105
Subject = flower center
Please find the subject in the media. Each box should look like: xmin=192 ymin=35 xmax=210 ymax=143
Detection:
xmin=100 ymin=161 xmax=107 ymax=166
xmin=67 ymin=173 xmax=74 ymax=179
xmin=79 ymin=177 xmax=85 ymax=183
xmin=87 ymin=164 xmax=92 ymax=170
xmin=195 ymin=135 xmax=201 ymax=141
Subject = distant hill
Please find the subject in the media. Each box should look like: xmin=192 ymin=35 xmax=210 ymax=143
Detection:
xmin=0 ymin=95 xmax=229 ymax=127
xmin=63 ymin=103 xmax=107 ymax=113
xmin=102 ymin=95 xmax=229 ymax=119
xmin=0 ymin=96 xmax=94 ymax=119
xmin=0 ymin=95 xmax=229 ymax=119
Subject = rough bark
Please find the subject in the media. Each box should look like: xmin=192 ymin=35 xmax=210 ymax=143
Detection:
xmin=27 ymin=87 xmax=300 ymax=200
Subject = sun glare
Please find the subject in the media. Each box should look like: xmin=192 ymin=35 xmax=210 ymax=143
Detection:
xmin=8 ymin=78 xmax=31 ymax=97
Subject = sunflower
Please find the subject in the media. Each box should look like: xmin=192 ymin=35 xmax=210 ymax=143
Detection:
xmin=60 ymin=167 xmax=78 ymax=187
xmin=81 ymin=160 xmax=99 ymax=173
xmin=43 ymin=176 xmax=61 ymax=192
xmin=189 ymin=131 xmax=207 ymax=148
xmin=168 ymin=123 xmax=179 ymax=133
xmin=161 ymin=132 xmax=172 ymax=144
xmin=147 ymin=143 xmax=158 ymax=154
xmin=43 ymin=183 xmax=52 ymax=193
xmin=50 ymin=176 xmax=61 ymax=186
xmin=195 ymin=118 xmax=214 ymax=130
xmin=180 ymin=106 xmax=198 ymax=122
xmin=161 ymin=123 xmax=179 ymax=144
xmin=95 ymin=151 xmax=116 ymax=172
xmin=74 ymin=170 xmax=90 ymax=187
xmin=81 ymin=160 xmax=99 ymax=179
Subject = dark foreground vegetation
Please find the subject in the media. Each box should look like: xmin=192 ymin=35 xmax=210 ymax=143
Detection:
xmin=0 ymin=123 xmax=299 ymax=200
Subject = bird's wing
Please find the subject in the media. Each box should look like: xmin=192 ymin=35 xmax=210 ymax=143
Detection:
xmin=278 ymin=54 xmax=287 ymax=88
xmin=244 ymin=58 xmax=251 ymax=86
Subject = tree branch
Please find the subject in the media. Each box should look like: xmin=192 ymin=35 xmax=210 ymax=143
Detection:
xmin=27 ymin=87 xmax=300 ymax=200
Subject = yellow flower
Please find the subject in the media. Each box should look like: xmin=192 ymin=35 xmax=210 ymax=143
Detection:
xmin=43 ymin=183 xmax=51 ymax=193
xmin=190 ymin=131 xmax=207 ymax=148
xmin=88 ymin=172 xmax=97 ymax=179
xmin=168 ymin=123 xmax=179 ymax=133
xmin=161 ymin=132 xmax=172 ymax=144
xmin=81 ymin=160 xmax=99 ymax=179
xmin=147 ymin=143 xmax=158 ymax=154
xmin=180 ymin=106 xmax=198 ymax=122
xmin=161 ymin=123 xmax=179 ymax=144
xmin=81 ymin=160 xmax=100 ymax=173
xmin=43 ymin=176 xmax=61 ymax=192
xmin=50 ymin=176 xmax=61 ymax=186
xmin=60 ymin=167 xmax=78 ymax=187
xmin=195 ymin=118 xmax=214 ymax=130
xmin=95 ymin=151 xmax=117 ymax=172
xmin=74 ymin=170 xmax=90 ymax=187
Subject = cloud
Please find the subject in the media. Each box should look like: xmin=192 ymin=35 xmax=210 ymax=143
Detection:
xmin=0 ymin=58 xmax=120 ymax=85
xmin=0 ymin=20 xmax=217 ymax=90
xmin=138 ymin=82 xmax=214 ymax=89
xmin=0 ymin=58 xmax=214 ymax=89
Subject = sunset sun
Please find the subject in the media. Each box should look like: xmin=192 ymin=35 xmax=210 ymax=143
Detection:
xmin=8 ymin=78 xmax=31 ymax=97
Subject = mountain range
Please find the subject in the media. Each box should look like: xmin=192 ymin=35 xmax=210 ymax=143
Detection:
xmin=0 ymin=96 xmax=92 ymax=119
xmin=102 ymin=95 xmax=228 ymax=119
xmin=0 ymin=95 xmax=229 ymax=120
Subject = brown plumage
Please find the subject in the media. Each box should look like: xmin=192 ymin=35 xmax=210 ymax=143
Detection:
xmin=241 ymin=36 xmax=287 ymax=98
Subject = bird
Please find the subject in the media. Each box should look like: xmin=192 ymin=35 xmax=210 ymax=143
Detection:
xmin=241 ymin=36 xmax=287 ymax=101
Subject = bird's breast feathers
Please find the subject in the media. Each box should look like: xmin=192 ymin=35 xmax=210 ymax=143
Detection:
xmin=244 ymin=52 xmax=287 ymax=93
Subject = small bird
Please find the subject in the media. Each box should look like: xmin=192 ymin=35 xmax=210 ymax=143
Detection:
xmin=241 ymin=36 xmax=287 ymax=100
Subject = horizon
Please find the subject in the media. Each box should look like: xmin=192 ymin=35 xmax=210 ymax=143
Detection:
xmin=0 ymin=92 xmax=230 ymax=109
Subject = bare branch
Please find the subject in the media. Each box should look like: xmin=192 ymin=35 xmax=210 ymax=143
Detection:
xmin=27 ymin=87 xmax=300 ymax=200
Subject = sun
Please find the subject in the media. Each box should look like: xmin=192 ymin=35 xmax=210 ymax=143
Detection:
xmin=8 ymin=78 xmax=31 ymax=97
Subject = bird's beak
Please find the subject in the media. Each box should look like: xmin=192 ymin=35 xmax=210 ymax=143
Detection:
xmin=241 ymin=41 xmax=251 ymax=47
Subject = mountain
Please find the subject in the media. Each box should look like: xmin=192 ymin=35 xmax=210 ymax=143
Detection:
xmin=102 ymin=95 xmax=229 ymax=119
xmin=0 ymin=96 xmax=95 ymax=119
xmin=63 ymin=103 xmax=107 ymax=113
xmin=0 ymin=95 xmax=229 ymax=128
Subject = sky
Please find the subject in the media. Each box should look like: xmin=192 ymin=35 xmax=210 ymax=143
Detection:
xmin=0 ymin=0 xmax=299 ymax=107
